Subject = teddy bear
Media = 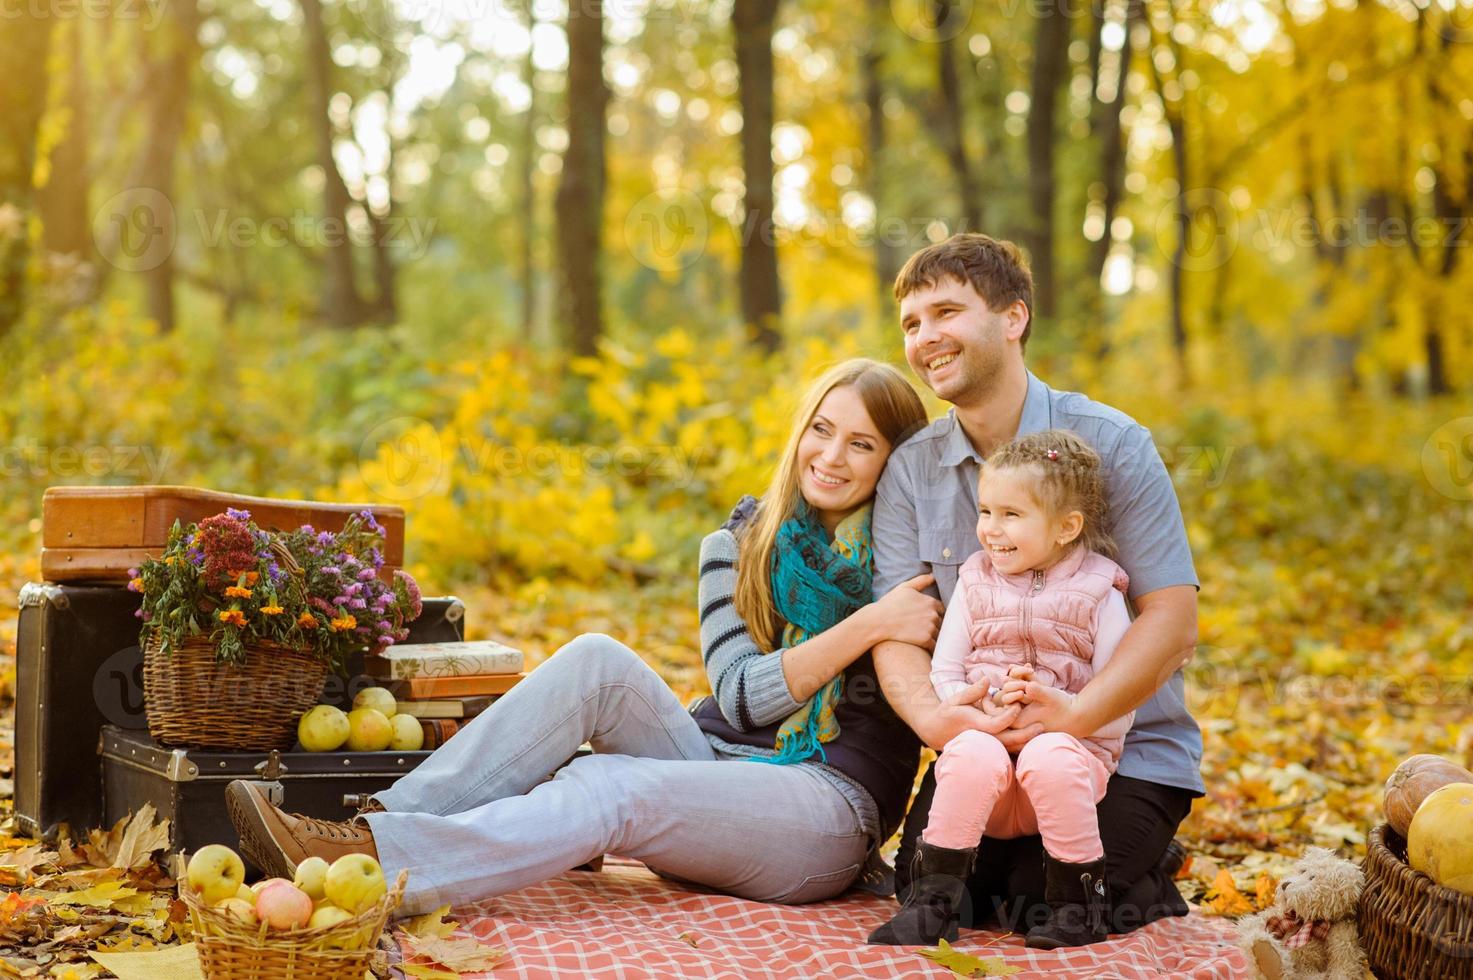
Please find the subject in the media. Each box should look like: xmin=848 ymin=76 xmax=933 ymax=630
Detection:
xmin=1236 ymin=846 xmax=1367 ymax=980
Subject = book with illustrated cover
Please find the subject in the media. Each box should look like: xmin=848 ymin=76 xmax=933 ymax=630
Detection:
xmin=394 ymin=696 xmax=496 ymax=720
xmin=365 ymin=639 xmax=524 ymax=680
xmin=386 ymin=672 xmax=525 ymax=699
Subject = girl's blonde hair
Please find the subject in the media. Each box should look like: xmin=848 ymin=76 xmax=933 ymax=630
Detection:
xmin=734 ymin=359 xmax=928 ymax=652
xmin=984 ymin=429 xmax=1114 ymax=558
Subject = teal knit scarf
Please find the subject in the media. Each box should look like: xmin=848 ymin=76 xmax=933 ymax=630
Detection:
xmin=754 ymin=500 xmax=874 ymax=765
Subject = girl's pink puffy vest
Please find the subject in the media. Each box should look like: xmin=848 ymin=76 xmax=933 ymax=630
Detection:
xmin=957 ymin=545 xmax=1130 ymax=769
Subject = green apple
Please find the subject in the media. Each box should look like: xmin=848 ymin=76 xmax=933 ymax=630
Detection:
xmin=345 ymin=708 xmax=393 ymax=751
xmin=352 ymin=687 xmax=398 ymax=719
xmin=234 ymin=883 xmax=255 ymax=902
xmin=308 ymin=904 xmax=354 ymax=930
xmin=215 ymin=896 xmax=258 ymax=926
xmin=293 ymin=856 xmax=330 ymax=901
xmin=324 ymin=853 xmax=386 ymax=914
xmin=187 ymin=844 xmax=246 ymax=904
xmin=297 ymin=705 xmax=351 ymax=752
xmin=388 ymin=713 xmax=424 ymax=751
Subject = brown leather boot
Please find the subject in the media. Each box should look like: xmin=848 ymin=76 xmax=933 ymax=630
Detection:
xmin=226 ymin=780 xmax=379 ymax=879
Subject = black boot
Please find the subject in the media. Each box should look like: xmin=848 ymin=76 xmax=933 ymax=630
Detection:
xmin=1025 ymin=853 xmax=1110 ymax=949
xmin=866 ymin=841 xmax=975 ymax=945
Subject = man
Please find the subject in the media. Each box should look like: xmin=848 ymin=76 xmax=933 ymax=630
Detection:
xmin=871 ymin=233 xmax=1203 ymax=936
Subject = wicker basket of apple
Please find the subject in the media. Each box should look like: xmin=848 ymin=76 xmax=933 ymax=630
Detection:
xmin=181 ymin=843 xmax=407 ymax=980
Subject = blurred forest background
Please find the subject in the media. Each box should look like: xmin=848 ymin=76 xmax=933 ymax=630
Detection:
xmin=2 ymin=0 xmax=1473 ymax=911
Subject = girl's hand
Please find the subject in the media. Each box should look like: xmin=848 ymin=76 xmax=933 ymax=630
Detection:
xmin=919 ymin=680 xmax=1022 ymax=750
xmin=867 ymin=574 xmax=944 ymax=650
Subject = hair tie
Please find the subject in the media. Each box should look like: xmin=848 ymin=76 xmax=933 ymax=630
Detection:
xmin=1045 ymin=449 xmax=1059 ymax=460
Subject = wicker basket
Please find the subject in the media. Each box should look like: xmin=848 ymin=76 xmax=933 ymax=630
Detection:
xmin=183 ymin=869 xmax=407 ymax=980
xmin=143 ymin=635 xmax=328 ymax=751
xmin=1359 ymin=823 xmax=1473 ymax=979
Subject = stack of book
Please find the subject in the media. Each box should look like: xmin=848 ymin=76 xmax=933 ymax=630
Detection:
xmin=364 ymin=640 xmax=526 ymax=748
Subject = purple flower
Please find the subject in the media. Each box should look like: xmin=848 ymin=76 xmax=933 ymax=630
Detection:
xmin=369 ymin=548 xmax=384 ymax=570
xmin=376 ymin=620 xmax=392 ymax=631
xmin=345 ymin=583 xmax=363 ymax=596
xmin=359 ymin=509 xmax=384 ymax=535
xmin=348 ymin=598 xmax=367 ymax=610
xmin=316 ymin=531 xmax=335 ymax=547
xmin=332 ymin=595 xmax=351 ymax=606
xmin=357 ymin=568 xmax=377 ymax=581
xmin=134 ymin=608 xmax=144 ymax=619
xmin=321 ymin=566 xmax=341 ymax=577
xmin=127 ymin=567 xmax=139 ymax=578
xmin=226 ymin=507 xmax=252 ymax=521
xmin=377 ymin=634 xmax=394 ymax=646
xmin=300 ymin=524 xmax=315 ymax=535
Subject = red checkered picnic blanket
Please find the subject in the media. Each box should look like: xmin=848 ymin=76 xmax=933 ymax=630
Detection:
xmin=404 ymin=858 xmax=1252 ymax=978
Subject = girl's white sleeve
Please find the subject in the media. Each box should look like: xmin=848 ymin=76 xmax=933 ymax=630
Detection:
xmin=1087 ymin=588 xmax=1135 ymax=740
xmin=929 ymin=590 xmax=976 ymax=702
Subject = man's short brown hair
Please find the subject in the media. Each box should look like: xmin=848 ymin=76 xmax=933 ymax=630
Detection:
xmin=894 ymin=233 xmax=1035 ymax=349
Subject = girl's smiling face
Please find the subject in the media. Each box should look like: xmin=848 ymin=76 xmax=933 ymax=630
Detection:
xmin=975 ymin=465 xmax=1083 ymax=574
xmin=796 ymin=385 xmax=892 ymax=533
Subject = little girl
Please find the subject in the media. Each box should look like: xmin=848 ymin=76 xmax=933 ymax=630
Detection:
xmin=869 ymin=429 xmax=1133 ymax=949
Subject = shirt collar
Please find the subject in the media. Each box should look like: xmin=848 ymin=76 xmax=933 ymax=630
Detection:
xmin=938 ymin=371 xmax=1054 ymax=468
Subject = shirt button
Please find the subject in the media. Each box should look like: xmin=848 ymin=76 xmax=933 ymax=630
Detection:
xmin=942 ymin=548 xmax=952 ymax=559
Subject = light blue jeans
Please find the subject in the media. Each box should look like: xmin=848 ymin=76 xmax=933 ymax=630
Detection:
xmin=368 ymin=633 xmax=870 ymax=915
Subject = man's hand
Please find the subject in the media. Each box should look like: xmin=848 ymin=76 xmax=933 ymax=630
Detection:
xmin=920 ymin=679 xmax=1022 ymax=752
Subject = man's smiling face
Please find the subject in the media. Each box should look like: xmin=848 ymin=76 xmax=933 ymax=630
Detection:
xmin=899 ymin=276 xmax=1023 ymax=406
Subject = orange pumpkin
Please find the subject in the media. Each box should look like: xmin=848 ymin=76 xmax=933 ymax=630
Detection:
xmin=1384 ymin=754 xmax=1473 ymax=838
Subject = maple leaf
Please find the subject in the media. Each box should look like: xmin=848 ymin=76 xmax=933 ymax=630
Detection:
xmin=917 ymin=939 xmax=1022 ymax=977
xmin=1203 ymin=868 xmax=1254 ymax=917
xmin=1254 ymin=872 xmax=1277 ymax=910
xmin=401 ymin=904 xmax=458 ymax=939
xmin=399 ymin=932 xmax=506 ymax=973
xmin=108 ymin=804 xmax=171 ymax=872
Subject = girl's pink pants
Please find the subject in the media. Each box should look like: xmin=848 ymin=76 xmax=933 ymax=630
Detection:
xmin=922 ymin=730 xmax=1110 ymax=863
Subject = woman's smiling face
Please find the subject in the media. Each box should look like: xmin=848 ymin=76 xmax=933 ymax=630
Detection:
xmin=796 ymin=385 xmax=893 ymax=532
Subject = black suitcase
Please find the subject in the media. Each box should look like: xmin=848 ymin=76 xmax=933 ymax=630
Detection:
xmin=98 ymin=724 xmax=429 ymax=873
xmin=14 ymin=584 xmax=465 ymax=839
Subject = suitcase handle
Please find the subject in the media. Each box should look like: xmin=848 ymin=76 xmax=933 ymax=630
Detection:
xmin=251 ymin=751 xmax=286 ymax=805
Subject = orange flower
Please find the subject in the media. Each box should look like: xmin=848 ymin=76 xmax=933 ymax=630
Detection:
xmin=261 ymin=604 xmax=284 ymax=616
xmin=297 ymin=612 xmax=318 ymax=629
xmin=225 ymin=585 xmax=253 ymax=599
xmin=245 ymin=571 xmax=259 ymax=585
xmin=128 ymin=577 xmax=144 ymax=592
xmin=164 ymin=556 xmax=177 ymax=565
xmin=329 ymin=614 xmax=357 ymax=632
xmin=218 ymin=609 xmax=247 ymax=627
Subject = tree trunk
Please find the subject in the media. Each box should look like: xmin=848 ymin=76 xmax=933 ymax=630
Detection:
xmin=862 ymin=0 xmax=899 ymax=312
xmin=1146 ymin=19 xmax=1189 ymax=384
xmin=1088 ymin=0 xmax=1141 ymax=288
xmin=36 ymin=19 xmax=92 ymax=261
xmin=134 ymin=0 xmax=199 ymax=333
xmin=933 ymin=0 xmax=981 ymax=232
xmin=520 ymin=1 xmax=539 ymax=339
xmin=1026 ymin=0 xmax=1070 ymax=318
xmin=302 ymin=0 xmax=367 ymax=327
xmin=733 ymin=0 xmax=783 ymax=353
xmin=554 ymin=0 xmax=609 ymax=356
xmin=0 ymin=12 xmax=55 ymax=333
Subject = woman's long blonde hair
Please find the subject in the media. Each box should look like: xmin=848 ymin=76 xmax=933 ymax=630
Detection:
xmin=734 ymin=358 xmax=928 ymax=652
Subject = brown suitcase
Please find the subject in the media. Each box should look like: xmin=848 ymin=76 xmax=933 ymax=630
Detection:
xmin=41 ymin=485 xmax=406 ymax=583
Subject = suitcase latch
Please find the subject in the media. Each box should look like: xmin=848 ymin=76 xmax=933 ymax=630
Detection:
xmin=251 ymin=750 xmax=288 ymax=806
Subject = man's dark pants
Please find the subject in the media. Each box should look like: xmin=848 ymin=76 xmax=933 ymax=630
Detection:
xmin=894 ymin=763 xmax=1196 ymax=934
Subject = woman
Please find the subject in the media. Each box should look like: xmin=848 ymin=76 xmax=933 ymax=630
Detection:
xmin=226 ymin=358 xmax=1023 ymax=916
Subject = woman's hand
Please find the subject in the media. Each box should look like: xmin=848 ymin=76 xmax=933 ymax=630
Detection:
xmin=864 ymin=574 xmax=944 ymax=650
